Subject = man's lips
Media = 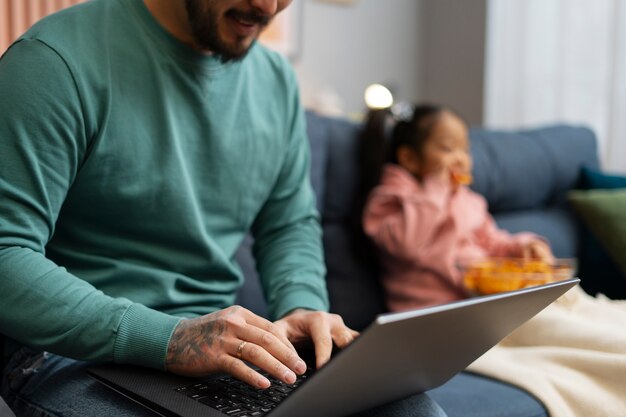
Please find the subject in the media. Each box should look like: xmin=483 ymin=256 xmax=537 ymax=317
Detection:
xmin=227 ymin=10 xmax=270 ymax=36
xmin=229 ymin=16 xmax=258 ymax=36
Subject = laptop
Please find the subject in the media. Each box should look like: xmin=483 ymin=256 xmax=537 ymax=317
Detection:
xmin=88 ymin=278 xmax=578 ymax=417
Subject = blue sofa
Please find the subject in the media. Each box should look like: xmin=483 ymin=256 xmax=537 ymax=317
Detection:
xmin=236 ymin=110 xmax=600 ymax=416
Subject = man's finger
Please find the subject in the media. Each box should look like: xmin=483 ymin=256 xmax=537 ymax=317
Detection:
xmin=236 ymin=323 xmax=306 ymax=376
xmin=221 ymin=354 xmax=271 ymax=389
xmin=231 ymin=340 xmax=299 ymax=385
xmin=333 ymin=328 xmax=359 ymax=348
xmin=242 ymin=309 xmax=297 ymax=352
xmin=307 ymin=313 xmax=335 ymax=369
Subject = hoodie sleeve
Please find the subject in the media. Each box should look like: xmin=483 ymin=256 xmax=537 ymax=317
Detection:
xmin=473 ymin=216 xmax=545 ymax=257
xmin=363 ymin=176 xmax=451 ymax=262
xmin=0 ymin=39 xmax=181 ymax=370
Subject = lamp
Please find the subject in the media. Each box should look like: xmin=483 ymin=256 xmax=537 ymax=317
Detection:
xmin=364 ymin=83 xmax=393 ymax=110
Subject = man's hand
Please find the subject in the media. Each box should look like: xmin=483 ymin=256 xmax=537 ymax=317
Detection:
xmin=165 ymin=306 xmax=307 ymax=389
xmin=165 ymin=306 xmax=359 ymax=389
xmin=274 ymin=309 xmax=359 ymax=369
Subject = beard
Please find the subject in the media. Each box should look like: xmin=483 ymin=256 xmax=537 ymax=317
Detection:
xmin=184 ymin=0 xmax=271 ymax=63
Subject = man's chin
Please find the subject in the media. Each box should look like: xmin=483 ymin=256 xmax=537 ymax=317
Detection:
xmin=212 ymin=39 xmax=257 ymax=63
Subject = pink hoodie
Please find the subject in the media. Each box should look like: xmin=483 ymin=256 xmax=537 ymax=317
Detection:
xmin=363 ymin=164 xmax=540 ymax=311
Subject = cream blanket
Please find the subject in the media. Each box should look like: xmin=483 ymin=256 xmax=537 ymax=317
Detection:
xmin=467 ymin=285 xmax=626 ymax=417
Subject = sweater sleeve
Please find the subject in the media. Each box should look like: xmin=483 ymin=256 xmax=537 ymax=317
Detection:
xmin=0 ymin=39 xmax=181 ymax=369
xmin=250 ymin=65 xmax=328 ymax=320
xmin=362 ymin=177 xmax=450 ymax=262
xmin=474 ymin=215 xmax=543 ymax=257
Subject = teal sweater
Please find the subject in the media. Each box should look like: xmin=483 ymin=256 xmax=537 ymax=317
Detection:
xmin=0 ymin=0 xmax=328 ymax=370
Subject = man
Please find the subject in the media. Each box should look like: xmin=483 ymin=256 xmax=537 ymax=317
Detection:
xmin=0 ymin=1 xmax=446 ymax=415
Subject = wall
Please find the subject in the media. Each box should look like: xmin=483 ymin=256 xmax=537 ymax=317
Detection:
xmin=294 ymin=0 xmax=487 ymax=124
xmin=419 ymin=0 xmax=487 ymax=125
xmin=294 ymin=0 xmax=423 ymax=118
xmin=0 ymin=0 xmax=487 ymax=125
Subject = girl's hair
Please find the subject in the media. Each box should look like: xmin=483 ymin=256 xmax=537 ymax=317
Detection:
xmin=357 ymin=103 xmax=445 ymax=207
xmin=349 ymin=103 xmax=446 ymax=265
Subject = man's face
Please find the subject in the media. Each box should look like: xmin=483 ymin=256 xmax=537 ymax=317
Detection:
xmin=184 ymin=0 xmax=292 ymax=62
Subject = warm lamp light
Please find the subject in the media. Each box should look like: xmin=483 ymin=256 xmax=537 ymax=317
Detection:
xmin=364 ymin=83 xmax=393 ymax=109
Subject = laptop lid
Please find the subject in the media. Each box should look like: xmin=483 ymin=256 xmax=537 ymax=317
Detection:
xmin=89 ymin=278 xmax=579 ymax=417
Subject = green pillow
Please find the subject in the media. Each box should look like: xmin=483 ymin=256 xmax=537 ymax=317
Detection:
xmin=580 ymin=166 xmax=626 ymax=189
xmin=568 ymin=189 xmax=626 ymax=278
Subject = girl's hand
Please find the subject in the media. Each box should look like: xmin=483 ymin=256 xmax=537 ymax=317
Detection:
xmin=522 ymin=240 xmax=554 ymax=263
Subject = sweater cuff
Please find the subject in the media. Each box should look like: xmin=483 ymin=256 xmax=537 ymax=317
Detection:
xmin=113 ymin=303 xmax=183 ymax=370
xmin=272 ymin=288 xmax=329 ymax=320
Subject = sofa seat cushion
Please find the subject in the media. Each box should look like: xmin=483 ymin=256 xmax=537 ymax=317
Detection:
xmin=428 ymin=372 xmax=547 ymax=417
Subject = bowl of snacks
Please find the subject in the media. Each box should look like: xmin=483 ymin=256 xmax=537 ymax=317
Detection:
xmin=461 ymin=258 xmax=576 ymax=295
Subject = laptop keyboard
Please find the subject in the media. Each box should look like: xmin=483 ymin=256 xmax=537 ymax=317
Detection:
xmin=174 ymin=368 xmax=313 ymax=417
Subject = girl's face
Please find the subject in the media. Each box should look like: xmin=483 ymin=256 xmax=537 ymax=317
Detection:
xmin=400 ymin=110 xmax=472 ymax=184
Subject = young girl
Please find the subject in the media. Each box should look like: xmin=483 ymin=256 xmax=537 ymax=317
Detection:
xmin=358 ymin=104 xmax=626 ymax=416
xmin=359 ymin=104 xmax=553 ymax=311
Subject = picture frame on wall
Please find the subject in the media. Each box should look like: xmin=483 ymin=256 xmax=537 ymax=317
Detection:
xmin=258 ymin=1 xmax=302 ymax=61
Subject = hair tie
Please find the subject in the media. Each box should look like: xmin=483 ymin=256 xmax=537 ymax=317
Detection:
xmin=389 ymin=102 xmax=414 ymax=123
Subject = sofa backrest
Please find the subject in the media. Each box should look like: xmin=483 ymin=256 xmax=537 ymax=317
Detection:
xmin=470 ymin=125 xmax=599 ymax=259
xmin=306 ymin=111 xmax=387 ymax=330
xmin=470 ymin=125 xmax=599 ymax=212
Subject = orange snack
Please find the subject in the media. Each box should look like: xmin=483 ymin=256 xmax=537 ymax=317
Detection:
xmin=451 ymin=171 xmax=473 ymax=185
xmin=461 ymin=258 xmax=575 ymax=295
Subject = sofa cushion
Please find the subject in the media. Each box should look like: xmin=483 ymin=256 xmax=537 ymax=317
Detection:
xmin=319 ymin=116 xmax=363 ymax=221
xmin=470 ymin=125 xmax=599 ymax=212
xmin=572 ymin=167 xmax=626 ymax=299
xmin=569 ymin=189 xmax=626 ymax=298
xmin=428 ymin=372 xmax=547 ymax=417
xmin=323 ymin=224 xmax=386 ymax=331
xmin=316 ymin=113 xmax=386 ymax=329
xmin=579 ymin=166 xmax=626 ymax=189
xmin=304 ymin=111 xmax=332 ymax=212
xmin=493 ymin=206 xmax=579 ymax=259
xmin=569 ymin=189 xmax=626 ymax=273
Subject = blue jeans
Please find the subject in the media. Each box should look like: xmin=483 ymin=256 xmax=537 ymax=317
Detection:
xmin=1 ymin=348 xmax=447 ymax=417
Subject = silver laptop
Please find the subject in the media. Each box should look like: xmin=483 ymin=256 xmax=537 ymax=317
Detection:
xmin=88 ymin=278 xmax=578 ymax=417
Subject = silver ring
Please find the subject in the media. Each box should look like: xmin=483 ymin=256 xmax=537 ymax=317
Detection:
xmin=236 ymin=341 xmax=247 ymax=359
